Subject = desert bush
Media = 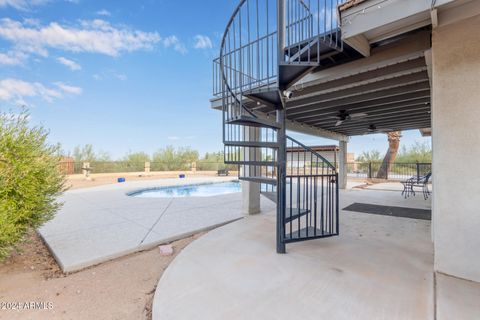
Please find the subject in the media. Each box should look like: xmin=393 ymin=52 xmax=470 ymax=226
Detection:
xmin=72 ymin=144 xmax=111 ymax=162
xmin=0 ymin=111 xmax=65 ymax=261
xmin=395 ymin=141 xmax=432 ymax=163
xmin=152 ymin=146 xmax=198 ymax=171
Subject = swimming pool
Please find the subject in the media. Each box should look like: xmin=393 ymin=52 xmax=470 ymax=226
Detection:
xmin=129 ymin=181 xmax=241 ymax=198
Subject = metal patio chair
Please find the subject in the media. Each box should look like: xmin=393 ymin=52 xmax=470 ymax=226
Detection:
xmin=402 ymin=172 xmax=431 ymax=200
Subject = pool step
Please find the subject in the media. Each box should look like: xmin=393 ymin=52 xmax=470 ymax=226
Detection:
xmin=285 ymin=227 xmax=333 ymax=242
xmin=284 ymin=208 xmax=310 ymax=223
xmin=239 ymin=176 xmax=277 ymax=185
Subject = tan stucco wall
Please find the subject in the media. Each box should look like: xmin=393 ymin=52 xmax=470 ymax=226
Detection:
xmin=432 ymin=14 xmax=480 ymax=282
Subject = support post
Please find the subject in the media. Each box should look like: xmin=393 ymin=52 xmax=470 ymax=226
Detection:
xmin=416 ymin=161 xmax=420 ymax=181
xmin=276 ymin=0 xmax=286 ymax=254
xmin=145 ymin=161 xmax=151 ymax=174
xmin=338 ymin=141 xmax=348 ymax=189
xmin=191 ymin=161 xmax=196 ymax=174
xmin=82 ymin=162 xmax=90 ymax=180
xmin=242 ymin=126 xmax=261 ymax=215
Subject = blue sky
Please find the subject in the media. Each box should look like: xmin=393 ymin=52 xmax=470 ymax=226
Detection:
xmin=0 ymin=0 xmax=430 ymax=159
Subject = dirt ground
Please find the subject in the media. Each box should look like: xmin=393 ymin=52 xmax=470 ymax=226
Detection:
xmin=0 ymin=230 xmax=200 ymax=320
xmin=0 ymin=172 xmax=234 ymax=320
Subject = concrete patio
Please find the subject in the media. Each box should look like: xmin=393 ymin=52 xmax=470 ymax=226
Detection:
xmin=38 ymin=177 xmax=275 ymax=272
xmin=153 ymin=186 xmax=435 ymax=320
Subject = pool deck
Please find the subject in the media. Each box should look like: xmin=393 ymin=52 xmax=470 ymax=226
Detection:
xmin=39 ymin=177 xmax=275 ymax=273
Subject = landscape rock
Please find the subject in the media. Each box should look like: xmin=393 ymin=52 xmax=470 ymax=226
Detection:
xmin=159 ymin=245 xmax=174 ymax=256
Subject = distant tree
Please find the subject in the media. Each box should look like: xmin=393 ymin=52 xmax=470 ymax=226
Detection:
xmin=72 ymin=144 xmax=111 ymax=162
xmin=377 ymin=131 xmax=402 ymax=178
xmin=122 ymin=151 xmax=151 ymax=163
xmin=396 ymin=141 xmax=432 ymax=163
xmin=152 ymin=146 xmax=199 ymax=170
xmin=197 ymin=151 xmax=226 ymax=170
xmin=0 ymin=111 xmax=65 ymax=260
xmin=177 ymin=147 xmax=199 ymax=164
xmin=357 ymin=150 xmax=382 ymax=162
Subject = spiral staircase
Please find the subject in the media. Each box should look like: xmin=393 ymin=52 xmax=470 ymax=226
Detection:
xmin=216 ymin=0 xmax=344 ymax=253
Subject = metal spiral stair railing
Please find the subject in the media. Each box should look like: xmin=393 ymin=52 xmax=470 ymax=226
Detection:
xmin=217 ymin=0 xmax=341 ymax=251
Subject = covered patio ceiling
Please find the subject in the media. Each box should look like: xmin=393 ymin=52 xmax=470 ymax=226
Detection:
xmin=259 ymin=29 xmax=432 ymax=136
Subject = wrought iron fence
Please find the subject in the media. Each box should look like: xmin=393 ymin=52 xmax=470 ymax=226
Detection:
xmin=343 ymin=161 xmax=432 ymax=181
xmin=58 ymin=161 xmax=237 ymax=175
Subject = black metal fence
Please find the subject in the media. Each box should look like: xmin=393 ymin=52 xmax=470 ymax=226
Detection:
xmin=344 ymin=161 xmax=432 ymax=181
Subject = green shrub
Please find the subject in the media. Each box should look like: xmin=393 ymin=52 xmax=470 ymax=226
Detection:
xmin=0 ymin=111 xmax=65 ymax=261
xmin=152 ymin=146 xmax=198 ymax=171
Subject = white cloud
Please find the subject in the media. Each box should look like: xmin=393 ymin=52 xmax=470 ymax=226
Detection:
xmin=56 ymin=56 xmax=81 ymax=70
xmin=96 ymin=9 xmax=111 ymax=16
xmin=167 ymin=136 xmax=180 ymax=141
xmin=91 ymin=70 xmax=127 ymax=81
xmin=0 ymin=50 xmax=26 ymax=65
xmin=0 ymin=78 xmax=81 ymax=103
xmin=162 ymin=35 xmax=187 ymax=54
xmin=194 ymin=35 xmax=212 ymax=49
xmin=55 ymin=82 xmax=82 ymax=94
xmin=0 ymin=0 xmax=49 ymax=11
xmin=0 ymin=78 xmax=61 ymax=102
xmin=114 ymin=73 xmax=127 ymax=81
xmin=0 ymin=18 xmax=161 ymax=58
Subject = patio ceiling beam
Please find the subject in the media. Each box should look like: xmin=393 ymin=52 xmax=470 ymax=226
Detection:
xmin=322 ymin=120 xmax=432 ymax=135
xmin=343 ymin=122 xmax=433 ymax=136
xmin=282 ymin=82 xmax=430 ymax=117
xmin=307 ymin=105 xmax=430 ymax=122
xmin=328 ymin=113 xmax=431 ymax=127
xmin=331 ymin=115 xmax=431 ymax=127
xmin=297 ymin=101 xmax=430 ymax=123
xmin=335 ymin=121 xmax=433 ymax=135
xmin=307 ymin=106 xmax=431 ymax=126
xmin=286 ymin=94 xmax=430 ymax=120
xmin=299 ymin=30 xmax=431 ymax=87
xmin=321 ymin=117 xmax=431 ymax=132
xmin=330 ymin=119 xmax=432 ymax=133
xmin=284 ymin=71 xmax=429 ymax=110
xmin=282 ymin=57 xmax=427 ymax=100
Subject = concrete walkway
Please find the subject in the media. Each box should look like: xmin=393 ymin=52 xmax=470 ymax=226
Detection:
xmin=153 ymin=188 xmax=434 ymax=320
xmin=38 ymin=177 xmax=275 ymax=272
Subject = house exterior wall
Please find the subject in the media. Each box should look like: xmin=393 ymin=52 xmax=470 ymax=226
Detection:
xmin=432 ymin=14 xmax=480 ymax=282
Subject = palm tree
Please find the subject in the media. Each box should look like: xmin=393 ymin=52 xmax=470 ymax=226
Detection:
xmin=376 ymin=131 xmax=402 ymax=178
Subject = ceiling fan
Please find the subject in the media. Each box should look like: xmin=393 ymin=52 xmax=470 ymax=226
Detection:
xmin=330 ymin=110 xmax=368 ymax=127
xmin=365 ymin=124 xmax=394 ymax=134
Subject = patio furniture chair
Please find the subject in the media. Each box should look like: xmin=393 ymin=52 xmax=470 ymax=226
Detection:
xmin=401 ymin=172 xmax=432 ymax=200
xmin=217 ymin=169 xmax=229 ymax=176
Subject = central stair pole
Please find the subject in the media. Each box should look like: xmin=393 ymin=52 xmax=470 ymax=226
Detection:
xmin=276 ymin=0 xmax=287 ymax=254
xmin=276 ymin=109 xmax=286 ymax=254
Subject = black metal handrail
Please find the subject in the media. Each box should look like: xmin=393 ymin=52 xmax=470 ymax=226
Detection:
xmin=218 ymin=0 xmax=314 ymax=123
xmin=286 ymin=135 xmax=336 ymax=171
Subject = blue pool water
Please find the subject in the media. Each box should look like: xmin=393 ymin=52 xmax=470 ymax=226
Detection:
xmin=129 ymin=181 xmax=241 ymax=198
